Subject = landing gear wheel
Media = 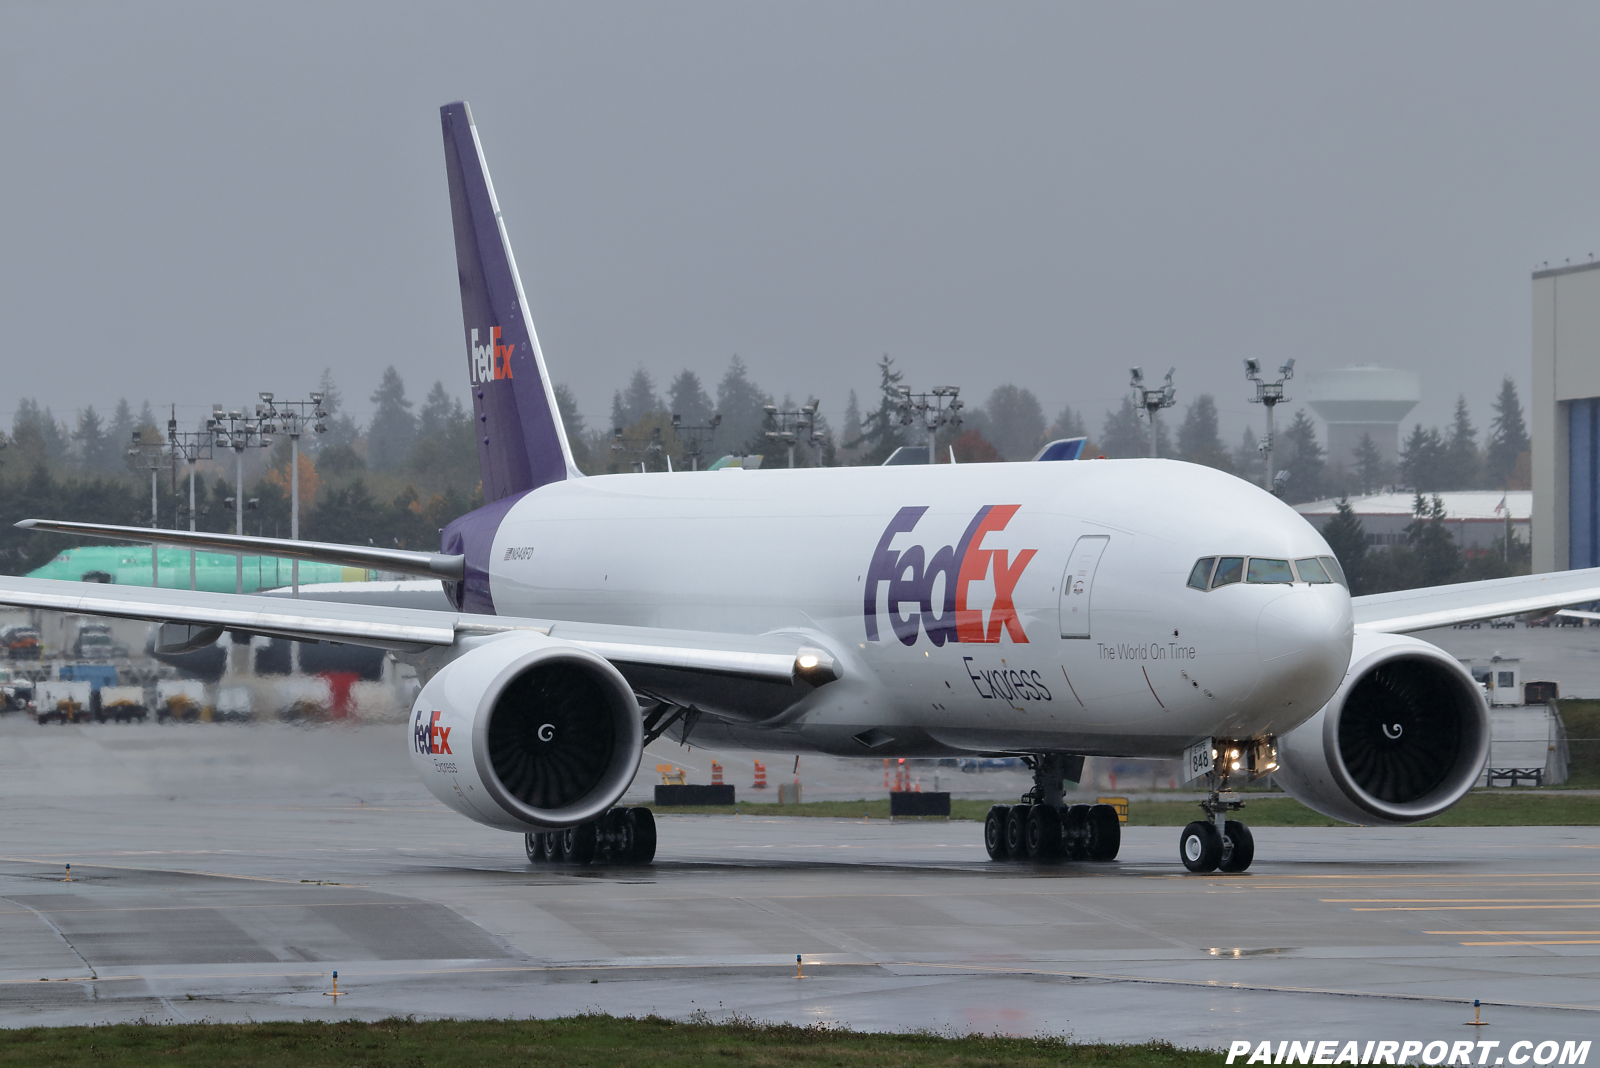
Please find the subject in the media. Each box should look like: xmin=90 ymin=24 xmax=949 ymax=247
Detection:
xmin=1004 ymin=804 xmax=1031 ymax=859
xmin=544 ymin=828 xmax=566 ymax=863
xmin=628 ymin=807 xmax=657 ymax=864
xmin=565 ymin=821 xmax=598 ymax=865
xmin=601 ymin=808 xmax=635 ymax=864
xmin=1026 ymin=805 xmax=1062 ymax=860
xmin=1061 ymin=804 xmax=1090 ymax=861
xmin=984 ymin=805 xmax=1010 ymax=860
xmin=1085 ymin=803 xmax=1122 ymax=861
xmin=1179 ymin=820 xmax=1222 ymax=873
xmin=1219 ymin=820 xmax=1254 ymax=872
xmin=525 ymin=832 xmax=546 ymax=864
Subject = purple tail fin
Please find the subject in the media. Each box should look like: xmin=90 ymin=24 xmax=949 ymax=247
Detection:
xmin=441 ymin=101 xmax=579 ymax=502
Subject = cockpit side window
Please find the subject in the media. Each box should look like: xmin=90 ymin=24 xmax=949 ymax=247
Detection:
xmin=1320 ymin=555 xmax=1348 ymax=587
xmin=1294 ymin=557 xmax=1331 ymax=583
xmin=1246 ymin=558 xmax=1294 ymax=583
xmin=1187 ymin=558 xmax=1216 ymax=590
xmin=1211 ymin=556 xmax=1244 ymax=588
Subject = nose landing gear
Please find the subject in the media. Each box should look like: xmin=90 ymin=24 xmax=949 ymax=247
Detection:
xmin=1178 ymin=743 xmax=1266 ymax=873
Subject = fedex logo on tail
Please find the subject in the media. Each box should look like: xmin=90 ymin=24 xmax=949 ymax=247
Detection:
xmin=413 ymin=708 xmax=453 ymax=755
xmin=468 ymin=326 xmax=515 ymax=384
xmin=864 ymin=505 xmax=1037 ymax=647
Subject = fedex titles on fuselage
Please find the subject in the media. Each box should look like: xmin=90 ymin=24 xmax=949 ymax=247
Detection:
xmin=864 ymin=505 xmax=1036 ymax=647
xmin=468 ymin=326 xmax=514 ymax=385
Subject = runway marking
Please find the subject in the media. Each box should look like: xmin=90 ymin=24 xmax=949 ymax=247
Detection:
xmin=1423 ymin=931 xmax=1600 ymax=935
xmin=1326 ymin=898 xmax=1600 ymax=902
xmin=0 ymin=856 xmax=364 ymax=886
xmin=1352 ymin=905 xmax=1600 ymax=912
xmin=1456 ymin=940 xmax=1600 ymax=946
xmin=0 ymin=903 xmax=403 ymax=916
xmin=6 ymin=958 xmax=1600 ymax=1014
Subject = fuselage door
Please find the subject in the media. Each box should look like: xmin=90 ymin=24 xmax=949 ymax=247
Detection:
xmin=1058 ymin=535 xmax=1109 ymax=639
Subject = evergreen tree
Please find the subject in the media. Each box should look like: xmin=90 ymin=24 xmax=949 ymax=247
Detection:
xmin=850 ymin=355 xmax=909 ymax=465
xmin=1099 ymin=397 xmax=1144 ymax=459
xmin=666 ymin=370 xmax=714 ymax=428
xmin=1399 ymin=424 xmax=1446 ymax=491
xmin=715 ymin=355 xmax=771 ymax=458
xmin=367 ymin=366 xmax=417 ymax=472
xmin=137 ymin=400 xmax=157 ymax=432
xmin=1175 ymin=394 xmax=1232 ymax=472
xmin=840 ymin=389 xmax=863 ymax=462
xmin=109 ymin=399 xmax=137 ymax=473
xmin=1406 ymin=494 xmax=1461 ymax=586
xmin=983 ymin=384 xmax=1047 ymax=461
xmin=1233 ymin=425 xmax=1264 ymax=484
xmin=316 ymin=368 xmax=361 ymax=449
xmin=1353 ymin=432 xmax=1385 ymax=494
xmin=1278 ymin=409 xmax=1325 ymax=502
xmin=611 ymin=368 xmax=661 ymax=432
xmin=416 ymin=381 xmax=456 ymax=441
xmin=1441 ymin=394 xmax=1479 ymax=489
xmin=1321 ymin=498 xmax=1368 ymax=594
xmin=552 ymin=383 xmax=592 ymax=471
xmin=1047 ymin=404 xmax=1089 ymax=449
xmin=74 ymin=406 xmax=117 ymax=474
xmin=1485 ymin=376 xmax=1530 ymax=488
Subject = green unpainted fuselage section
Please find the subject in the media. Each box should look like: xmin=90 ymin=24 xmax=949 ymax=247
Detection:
xmin=28 ymin=545 xmax=377 ymax=593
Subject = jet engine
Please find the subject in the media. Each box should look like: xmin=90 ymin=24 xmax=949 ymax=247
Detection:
xmin=407 ymin=633 xmax=642 ymax=832
xmin=1274 ymin=631 xmax=1489 ymax=825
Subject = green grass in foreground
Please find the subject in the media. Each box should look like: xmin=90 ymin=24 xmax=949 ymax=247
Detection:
xmin=0 ymin=1015 xmax=1217 ymax=1068
xmin=646 ymin=790 xmax=1600 ymax=826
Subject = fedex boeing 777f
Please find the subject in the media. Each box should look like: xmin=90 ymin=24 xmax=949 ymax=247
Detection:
xmin=9 ymin=102 xmax=1600 ymax=873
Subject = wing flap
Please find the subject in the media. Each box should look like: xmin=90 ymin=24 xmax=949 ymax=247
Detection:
xmin=1353 ymin=567 xmax=1600 ymax=633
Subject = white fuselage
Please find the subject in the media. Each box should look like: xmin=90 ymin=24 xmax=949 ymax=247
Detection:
xmin=485 ymin=459 xmax=1355 ymax=758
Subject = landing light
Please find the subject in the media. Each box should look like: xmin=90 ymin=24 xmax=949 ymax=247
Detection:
xmin=1231 ymin=761 xmax=1241 ymax=771
xmin=797 ymin=654 xmax=819 ymax=670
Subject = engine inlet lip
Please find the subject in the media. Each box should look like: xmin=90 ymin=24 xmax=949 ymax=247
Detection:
xmin=1322 ymin=645 xmax=1490 ymax=824
xmin=470 ymin=641 xmax=643 ymax=830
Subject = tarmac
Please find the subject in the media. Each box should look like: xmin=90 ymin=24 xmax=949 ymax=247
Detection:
xmin=1 ymin=715 xmax=1598 ymax=1047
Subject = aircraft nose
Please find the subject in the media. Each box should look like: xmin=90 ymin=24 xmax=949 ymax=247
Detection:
xmin=1256 ymin=587 xmax=1353 ymax=710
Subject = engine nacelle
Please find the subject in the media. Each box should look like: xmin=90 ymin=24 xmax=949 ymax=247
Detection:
xmin=408 ymin=633 xmax=642 ymax=831
xmin=1274 ymin=631 xmax=1489 ymax=825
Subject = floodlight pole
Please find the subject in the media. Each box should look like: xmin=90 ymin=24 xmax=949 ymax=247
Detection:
xmin=169 ymin=408 xmax=213 ymax=591
xmin=1130 ymin=368 xmax=1176 ymax=459
xmin=257 ymin=393 xmax=327 ymax=597
xmin=1246 ymin=359 xmax=1295 ymax=494
xmin=129 ymin=432 xmax=165 ymax=588
xmin=895 ymin=387 xmax=963 ymax=464
xmin=763 ymin=402 xmax=824 ymax=468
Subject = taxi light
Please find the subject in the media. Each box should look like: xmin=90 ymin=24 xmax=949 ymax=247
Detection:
xmin=1231 ymin=761 xmax=1241 ymax=770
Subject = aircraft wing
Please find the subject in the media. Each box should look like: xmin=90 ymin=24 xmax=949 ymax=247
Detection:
xmin=1353 ymin=567 xmax=1600 ymax=633
xmin=0 ymin=576 xmax=837 ymax=687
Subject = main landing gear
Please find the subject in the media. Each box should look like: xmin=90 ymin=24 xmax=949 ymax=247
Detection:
xmin=983 ymin=754 xmax=1122 ymax=863
xmin=526 ymin=807 xmax=657 ymax=866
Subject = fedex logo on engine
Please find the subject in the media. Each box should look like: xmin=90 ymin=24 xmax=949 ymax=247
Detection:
xmin=412 ymin=708 xmax=453 ymax=755
xmin=864 ymin=505 xmax=1037 ymax=647
xmin=468 ymin=326 xmax=515 ymax=384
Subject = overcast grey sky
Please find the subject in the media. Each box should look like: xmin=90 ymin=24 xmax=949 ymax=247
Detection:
xmin=3 ymin=2 xmax=1597 ymax=451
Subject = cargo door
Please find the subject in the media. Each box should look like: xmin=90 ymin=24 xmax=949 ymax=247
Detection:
xmin=1058 ymin=535 xmax=1109 ymax=639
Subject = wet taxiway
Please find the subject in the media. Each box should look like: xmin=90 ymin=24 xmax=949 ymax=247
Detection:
xmin=1 ymin=716 xmax=1596 ymax=1045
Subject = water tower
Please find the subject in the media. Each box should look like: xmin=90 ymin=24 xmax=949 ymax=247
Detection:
xmin=1304 ymin=366 xmax=1420 ymax=470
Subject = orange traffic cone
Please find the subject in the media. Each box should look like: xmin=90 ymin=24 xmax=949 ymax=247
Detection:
xmin=753 ymin=761 xmax=768 ymax=789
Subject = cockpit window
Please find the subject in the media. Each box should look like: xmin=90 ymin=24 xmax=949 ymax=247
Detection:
xmin=1211 ymin=557 xmax=1244 ymax=588
xmin=1246 ymin=558 xmax=1293 ymax=584
xmin=1187 ymin=558 xmax=1216 ymax=590
xmin=1294 ymin=557 xmax=1331 ymax=583
xmin=1320 ymin=555 xmax=1348 ymax=587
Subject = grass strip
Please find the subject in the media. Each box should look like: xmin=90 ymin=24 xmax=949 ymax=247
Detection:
xmin=643 ymin=790 xmax=1600 ymax=826
xmin=0 ymin=1014 xmax=1217 ymax=1067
